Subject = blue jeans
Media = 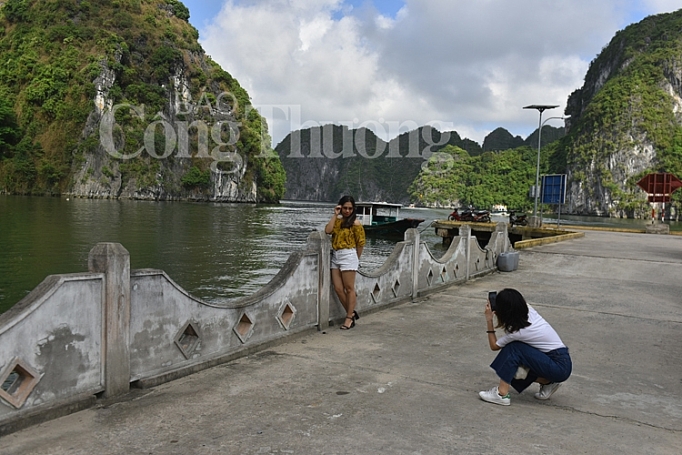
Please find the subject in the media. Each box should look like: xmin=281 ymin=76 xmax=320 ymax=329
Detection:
xmin=490 ymin=341 xmax=572 ymax=393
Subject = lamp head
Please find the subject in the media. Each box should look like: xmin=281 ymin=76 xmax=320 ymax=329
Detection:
xmin=523 ymin=104 xmax=560 ymax=113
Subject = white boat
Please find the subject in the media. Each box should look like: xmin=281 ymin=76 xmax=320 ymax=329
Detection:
xmin=355 ymin=202 xmax=425 ymax=237
xmin=490 ymin=204 xmax=509 ymax=218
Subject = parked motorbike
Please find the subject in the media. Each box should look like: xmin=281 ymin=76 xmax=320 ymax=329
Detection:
xmin=509 ymin=211 xmax=528 ymax=226
xmin=469 ymin=209 xmax=491 ymax=223
xmin=448 ymin=208 xmax=491 ymax=223
xmin=448 ymin=208 xmax=462 ymax=221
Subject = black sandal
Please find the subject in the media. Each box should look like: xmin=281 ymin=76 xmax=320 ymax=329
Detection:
xmin=353 ymin=310 xmax=360 ymax=321
xmin=340 ymin=316 xmax=355 ymax=330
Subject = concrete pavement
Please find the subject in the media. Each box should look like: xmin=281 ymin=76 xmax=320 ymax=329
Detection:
xmin=1 ymin=229 xmax=681 ymax=454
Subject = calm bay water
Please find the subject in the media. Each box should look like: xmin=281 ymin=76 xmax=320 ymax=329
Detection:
xmin=0 ymin=196 xmax=450 ymax=313
xmin=543 ymin=212 xmax=682 ymax=231
xmin=4 ymin=196 xmax=678 ymax=314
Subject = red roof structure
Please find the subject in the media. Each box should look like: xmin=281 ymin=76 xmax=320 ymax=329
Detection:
xmin=636 ymin=173 xmax=682 ymax=202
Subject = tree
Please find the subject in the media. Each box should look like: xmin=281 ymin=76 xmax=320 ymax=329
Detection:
xmin=409 ymin=145 xmax=539 ymax=210
xmin=0 ymin=96 xmax=20 ymax=159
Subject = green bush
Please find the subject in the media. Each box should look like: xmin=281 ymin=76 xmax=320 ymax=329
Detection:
xmin=3 ymin=0 xmax=30 ymax=23
xmin=0 ymin=96 xmax=20 ymax=159
xmin=181 ymin=166 xmax=211 ymax=188
xmin=101 ymin=165 xmax=114 ymax=179
xmin=408 ymin=145 xmax=540 ymax=209
xmin=150 ymin=45 xmax=182 ymax=80
xmin=166 ymin=0 xmax=190 ymax=22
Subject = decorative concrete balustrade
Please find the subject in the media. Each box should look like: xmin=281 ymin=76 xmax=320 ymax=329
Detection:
xmin=0 ymin=224 xmax=512 ymax=434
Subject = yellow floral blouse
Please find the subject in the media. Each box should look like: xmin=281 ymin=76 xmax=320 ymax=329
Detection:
xmin=331 ymin=218 xmax=366 ymax=250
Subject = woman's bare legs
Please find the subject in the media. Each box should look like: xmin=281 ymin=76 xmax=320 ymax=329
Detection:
xmin=331 ymin=268 xmax=347 ymax=310
xmin=331 ymin=268 xmax=357 ymax=329
xmin=341 ymin=270 xmax=357 ymax=328
xmin=498 ymin=377 xmax=550 ymax=396
xmin=498 ymin=379 xmax=510 ymax=396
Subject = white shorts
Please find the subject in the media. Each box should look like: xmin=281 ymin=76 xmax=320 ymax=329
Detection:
xmin=331 ymin=248 xmax=359 ymax=271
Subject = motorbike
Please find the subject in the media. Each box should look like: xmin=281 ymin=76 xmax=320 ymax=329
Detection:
xmin=448 ymin=208 xmax=462 ymax=221
xmin=509 ymin=211 xmax=528 ymax=226
xmin=448 ymin=208 xmax=491 ymax=223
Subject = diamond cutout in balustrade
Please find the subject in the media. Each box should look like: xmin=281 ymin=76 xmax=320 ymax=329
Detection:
xmin=392 ymin=279 xmax=401 ymax=297
xmin=427 ymin=269 xmax=434 ymax=286
xmin=440 ymin=266 xmax=448 ymax=282
xmin=0 ymin=357 xmax=40 ymax=409
xmin=371 ymin=283 xmax=381 ymax=303
xmin=277 ymin=301 xmax=297 ymax=331
xmin=453 ymin=263 xmax=459 ymax=278
xmin=234 ymin=312 xmax=255 ymax=344
xmin=475 ymin=257 xmax=481 ymax=271
xmin=174 ymin=321 xmax=201 ymax=360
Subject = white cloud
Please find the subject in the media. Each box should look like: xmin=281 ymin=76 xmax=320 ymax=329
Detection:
xmin=199 ymin=1 xmax=682 ymax=146
xmin=644 ymin=0 xmax=682 ymax=12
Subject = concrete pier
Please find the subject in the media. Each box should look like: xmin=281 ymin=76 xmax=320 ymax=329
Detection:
xmin=432 ymin=219 xmax=585 ymax=249
xmin=1 ymin=229 xmax=681 ymax=454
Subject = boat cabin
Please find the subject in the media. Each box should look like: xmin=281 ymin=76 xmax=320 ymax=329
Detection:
xmin=355 ymin=202 xmax=402 ymax=226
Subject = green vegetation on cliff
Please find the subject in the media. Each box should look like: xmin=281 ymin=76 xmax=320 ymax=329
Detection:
xmin=277 ymin=122 xmax=565 ymax=208
xmin=409 ymin=145 xmax=544 ymax=210
xmin=482 ymin=128 xmax=524 ymax=152
xmin=0 ymin=0 xmax=285 ymax=201
xmin=562 ymin=9 xmax=682 ymax=215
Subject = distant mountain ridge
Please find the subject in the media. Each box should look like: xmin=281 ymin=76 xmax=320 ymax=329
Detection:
xmin=277 ymin=124 xmax=473 ymax=203
xmin=482 ymin=128 xmax=524 ymax=152
xmin=276 ymin=123 xmax=564 ymax=203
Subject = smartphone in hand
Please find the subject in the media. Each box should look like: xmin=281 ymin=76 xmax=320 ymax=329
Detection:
xmin=488 ymin=291 xmax=497 ymax=311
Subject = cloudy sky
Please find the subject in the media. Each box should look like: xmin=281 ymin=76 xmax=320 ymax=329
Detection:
xmin=181 ymin=0 xmax=681 ymax=148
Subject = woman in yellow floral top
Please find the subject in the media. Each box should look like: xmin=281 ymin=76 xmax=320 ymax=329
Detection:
xmin=324 ymin=195 xmax=366 ymax=330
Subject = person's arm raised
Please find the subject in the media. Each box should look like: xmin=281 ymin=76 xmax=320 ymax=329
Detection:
xmin=485 ymin=302 xmax=500 ymax=351
xmin=325 ymin=206 xmax=341 ymax=234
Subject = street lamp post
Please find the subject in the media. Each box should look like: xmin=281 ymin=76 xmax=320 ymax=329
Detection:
xmin=523 ymin=104 xmax=559 ymax=227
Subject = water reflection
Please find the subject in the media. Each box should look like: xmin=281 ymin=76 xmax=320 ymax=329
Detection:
xmin=542 ymin=213 xmax=682 ymax=231
xmin=8 ymin=195 xmax=677 ymax=314
xmin=0 ymin=196 xmax=449 ymax=312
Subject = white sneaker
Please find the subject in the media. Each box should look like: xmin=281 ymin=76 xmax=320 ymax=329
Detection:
xmin=534 ymin=382 xmax=561 ymax=400
xmin=479 ymin=386 xmax=511 ymax=406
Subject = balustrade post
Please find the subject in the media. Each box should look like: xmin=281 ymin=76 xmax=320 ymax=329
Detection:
xmin=498 ymin=222 xmax=510 ymax=253
xmin=308 ymin=232 xmax=331 ymax=330
xmin=405 ymin=228 xmax=420 ymax=300
xmin=459 ymin=225 xmax=472 ymax=281
xmin=88 ymin=243 xmax=131 ymax=398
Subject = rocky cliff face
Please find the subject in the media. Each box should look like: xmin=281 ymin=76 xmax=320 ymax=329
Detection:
xmin=0 ymin=0 xmax=284 ymax=202
xmin=276 ymin=125 xmax=476 ymax=203
xmin=562 ymin=9 xmax=682 ymax=216
xmin=482 ymin=128 xmax=524 ymax=152
xmin=69 ymin=56 xmax=259 ymax=202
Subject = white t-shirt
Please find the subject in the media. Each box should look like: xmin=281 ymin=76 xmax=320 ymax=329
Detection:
xmin=496 ymin=305 xmax=565 ymax=353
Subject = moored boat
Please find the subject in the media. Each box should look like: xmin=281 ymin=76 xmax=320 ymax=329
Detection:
xmin=490 ymin=204 xmax=509 ymax=218
xmin=355 ymin=202 xmax=425 ymax=237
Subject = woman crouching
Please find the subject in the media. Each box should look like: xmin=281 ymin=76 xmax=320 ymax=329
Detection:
xmin=480 ymin=288 xmax=572 ymax=406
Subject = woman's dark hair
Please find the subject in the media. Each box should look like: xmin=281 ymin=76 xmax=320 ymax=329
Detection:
xmin=494 ymin=288 xmax=531 ymax=333
xmin=338 ymin=195 xmax=357 ymax=228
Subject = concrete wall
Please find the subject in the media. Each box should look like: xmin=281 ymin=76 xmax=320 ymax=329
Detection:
xmin=0 ymin=224 xmax=512 ymax=434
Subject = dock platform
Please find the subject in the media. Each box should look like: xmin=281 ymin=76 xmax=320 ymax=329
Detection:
xmin=2 ymin=229 xmax=681 ymax=454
